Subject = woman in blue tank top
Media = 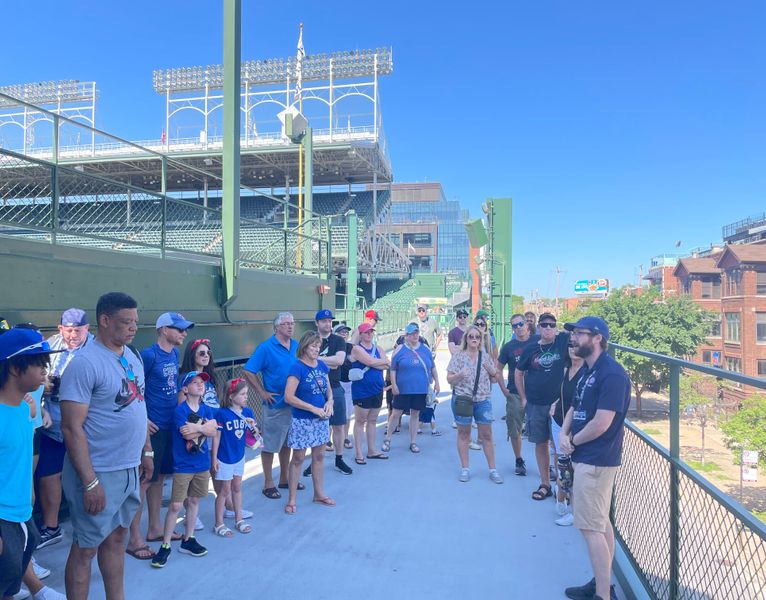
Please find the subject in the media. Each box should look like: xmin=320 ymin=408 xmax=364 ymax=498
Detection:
xmin=348 ymin=323 xmax=389 ymax=464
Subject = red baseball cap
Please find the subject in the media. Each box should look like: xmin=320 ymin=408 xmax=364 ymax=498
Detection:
xmin=364 ymin=309 xmax=381 ymax=321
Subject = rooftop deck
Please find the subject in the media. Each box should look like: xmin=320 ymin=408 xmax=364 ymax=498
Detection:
xmin=30 ymin=347 xmax=623 ymax=599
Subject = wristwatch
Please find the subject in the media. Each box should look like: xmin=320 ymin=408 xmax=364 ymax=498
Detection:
xmin=143 ymin=450 xmax=155 ymax=458
xmin=569 ymin=435 xmax=577 ymax=449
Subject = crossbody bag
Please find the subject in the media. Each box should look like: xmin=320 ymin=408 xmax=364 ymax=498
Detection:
xmin=454 ymin=351 xmax=482 ymax=418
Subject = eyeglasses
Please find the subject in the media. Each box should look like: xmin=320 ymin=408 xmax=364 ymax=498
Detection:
xmin=539 ymin=322 xmax=557 ymax=329
xmin=466 ymin=334 xmax=482 ymax=340
xmin=511 ymin=322 xmax=526 ymax=329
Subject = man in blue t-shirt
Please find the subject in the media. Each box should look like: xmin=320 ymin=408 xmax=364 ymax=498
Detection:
xmin=515 ymin=312 xmax=570 ymax=500
xmin=558 ymin=317 xmax=630 ymax=600
xmin=243 ymin=312 xmax=298 ymax=500
xmin=129 ymin=311 xmax=194 ymax=555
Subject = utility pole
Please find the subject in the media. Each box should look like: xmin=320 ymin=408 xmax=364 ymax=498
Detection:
xmin=553 ymin=265 xmax=566 ymax=312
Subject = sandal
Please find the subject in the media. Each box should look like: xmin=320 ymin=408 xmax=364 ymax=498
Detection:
xmin=313 ymin=497 xmax=336 ymax=506
xmin=235 ymin=520 xmax=252 ymax=534
xmin=262 ymin=487 xmax=282 ymax=500
xmin=278 ymin=482 xmax=305 ymax=491
xmin=126 ymin=544 xmax=155 ymax=560
xmin=382 ymin=439 xmax=391 ymax=452
xmin=409 ymin=443 xmax=421 ymax=454
xmin=354 ymin=457 xmax=367 ymax=465
xmin=284 ymin=504 xmax=296 ymax=515
xmin=214 ymin=524 xmax=233 ymax=537
xmin=343 ymin=438 xmax=353 ymax=449
xmin=532 ymin=484 xmax=553 ymax=501
xmin=366 ymin=453 xmax=389 ymax=460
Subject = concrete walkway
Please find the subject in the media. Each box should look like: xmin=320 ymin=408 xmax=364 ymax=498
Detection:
xmin=31 ymin=346 xmax=619 ymax=599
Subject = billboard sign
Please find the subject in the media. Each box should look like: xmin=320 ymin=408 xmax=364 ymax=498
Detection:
xmin=574 ymin=279 xmax=609 ymax=295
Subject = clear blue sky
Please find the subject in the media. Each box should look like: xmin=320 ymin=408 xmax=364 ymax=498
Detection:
xmin=1 ymin=1 xmax=764 ymax=299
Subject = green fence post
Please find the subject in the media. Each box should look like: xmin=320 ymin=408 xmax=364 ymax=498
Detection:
xmin=669 ymin=363 xmax=680 ymax=600
xmin=160 ymin=156 xmax=167 ymax=259
xmin=51 ymin=115 xmax=59 ymax=245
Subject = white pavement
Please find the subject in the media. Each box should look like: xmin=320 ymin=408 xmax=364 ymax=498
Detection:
xmin=31 ymin=345 xmax=623 ymax=599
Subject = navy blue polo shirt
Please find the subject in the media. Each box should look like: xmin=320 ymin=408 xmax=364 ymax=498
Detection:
xmin=244 ymin=335 xmax=298 ymax=409
xmin=571 ymin=352 xmax=631 ymax=467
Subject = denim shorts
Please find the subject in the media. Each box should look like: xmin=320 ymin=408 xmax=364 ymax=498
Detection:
xmin=451 ymin=396 xmax=493 ymax=426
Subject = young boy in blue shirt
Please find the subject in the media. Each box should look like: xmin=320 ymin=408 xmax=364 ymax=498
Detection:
xmin=152 ymin=371 xmax=217 ymax=568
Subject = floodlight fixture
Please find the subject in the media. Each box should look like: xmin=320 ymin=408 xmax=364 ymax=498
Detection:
xmin=0 ymin=80 xmax=97 ymax=109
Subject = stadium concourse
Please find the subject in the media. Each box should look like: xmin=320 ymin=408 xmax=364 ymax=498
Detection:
xmin=28 ymin=344 xmax=622 ymax=600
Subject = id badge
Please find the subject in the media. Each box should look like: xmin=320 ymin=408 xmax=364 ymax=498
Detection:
xmin=573 ymin=410 xmax=587 ymax=421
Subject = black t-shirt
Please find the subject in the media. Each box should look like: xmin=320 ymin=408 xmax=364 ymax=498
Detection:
xmin=319 ymin=333 xmax=346 ymax=388
xmin=516 ymin=332 xmax=570 ymax=405
xmin=340 ymin=342 xmax=353 ymax=383
xmin=497 ymin=335 xmax=540 ymax=393
xmin=554 ymin=363 xmax=587 ymax=427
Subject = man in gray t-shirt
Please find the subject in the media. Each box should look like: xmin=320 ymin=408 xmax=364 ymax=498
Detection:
xmin=60 ymin=292 xmax=153 ymax=600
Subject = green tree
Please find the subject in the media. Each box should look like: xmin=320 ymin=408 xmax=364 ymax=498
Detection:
xmin=721 ymin=394 xmax=766 ymax=469
xmin=680 ymin=372 xmax=721 ymax=465
xmin=586 ymin=288 xmax=711 ymax=416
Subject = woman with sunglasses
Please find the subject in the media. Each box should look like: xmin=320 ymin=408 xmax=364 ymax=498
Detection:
xmin=447 ymin=325 xmax=506 ymax=483
xmin=472 ymin=317 xmax=498 ymax=361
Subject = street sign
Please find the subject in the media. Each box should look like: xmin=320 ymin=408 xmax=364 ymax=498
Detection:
xmin=743 ymin=450 xmax=759 ymax=465
xmin=574 ymin=279 xmax=609 ymax=295
xmin=743 ymin=467 xmax=758 ymax=482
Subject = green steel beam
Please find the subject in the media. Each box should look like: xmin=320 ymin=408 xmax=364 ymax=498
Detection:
xmin=303 ymin=127 xmax=313 ymax=273
xmin=489 ymin=198 xmax=513 ymax=344
xmin=669 ymin=364 xmax=680 ymax=600
xmin=346 ymin=209 xmax=358 ymax=310
xmin=222 ymin=0 xmax=241 ymax=305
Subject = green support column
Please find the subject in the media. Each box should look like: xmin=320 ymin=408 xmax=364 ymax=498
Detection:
xmin=222 ymin=0 xmax=241 ymax=305
xmin=303 ymin=127 xmax=313 ymax=273
xmin=489 ymin=198 xmax=513 ymax=345
xmin=51 ymin=115 xmax=59 ymax=244
xmin=346 ymin=210 xmax=358 ymax=311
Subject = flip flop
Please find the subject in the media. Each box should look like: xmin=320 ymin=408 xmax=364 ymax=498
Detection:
xmin=343 ymin=438 xmax=353 ymax=449
xmin=313 ymin=497 xmax=336 ymax=506
xmin=284 ymin=504 xmax=297 ymax=515
xmin=262 ymin=487 xmax=282 ymax=500
xmin=409 ymin=443 xmax=421 ymax=454
xmin=354 ymin=457 xmax=367 ymax=465
xmin=126 ymin=545 xmax=156 ymax=560
xmin=146 ymin=532 xmax=181 ymax=542
xmin=367 ymin=454 xmax=389 ymax=460
xmin=278 ymin=482 xmax=305 ymax=491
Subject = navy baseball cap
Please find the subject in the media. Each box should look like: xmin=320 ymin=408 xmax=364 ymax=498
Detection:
xmin=564 ymin=316 xmax=610 ymax=341
xmin=156 ymin=312 xmax=195 ymax=330
xmin=180 ymin=370 xmax=210 ymax=388
xmin=0 ymin=328 xmax=63 ymax=362
xmin=315 ymin=309 xmax=334 ymax=321
xmin=333 ymin=324 xmax=351 ymax=334
xmin=456 ymin=308 xmax=469 ymax=317
xmin=61 ymin=308 xmax=88 ymax=327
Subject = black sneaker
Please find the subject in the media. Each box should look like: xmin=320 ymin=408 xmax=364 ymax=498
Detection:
xmin=151 ymin=544 xmax=171 ymax=568
xmin=37 ymin=526 xmax=63 ymax=549
xmin=303 ymin=465 xmax=312 ymax=477
xmin=564 ymin=578 xmax=615 ymax=600
xmin=178 ymin=536 xmax=207 ymax=557
xmin=334 ymin=456 xmax=353 ymax=475
xmin=325 ymin=441 xmax=334 ymax=451
xmin=515 ymin=458 xmax=527 ymax=476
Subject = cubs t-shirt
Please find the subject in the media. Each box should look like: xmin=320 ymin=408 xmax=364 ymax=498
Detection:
xmin=516 ymin=333 xmax=570 ymax=405
xmin=289 ymin=360 xmax=330 ymax=420
xmin=172 ymin=401 xmax=216 ymax=474
xmin=497 ymin=335 xmax=540 ymax=393
xmin=141 ymin=343 xmax=180 ymax=431
xmin=215 ymin=406 xmax=255 ymax=465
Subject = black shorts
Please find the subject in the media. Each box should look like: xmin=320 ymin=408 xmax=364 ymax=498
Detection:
xmin=33 ymin=429 xmax=42 ymax=457
xmin=0 ymin=518 xmax=40 ymax=598
xmin=393 ymin=394 xmax=427 ymax=412
xmin=36 ymin=435 xmax=66 ymax=478
xmin=353 ymin=393 xmax=383 ymax=410
xmin=150 ymin=429 xmax=174 ymax=482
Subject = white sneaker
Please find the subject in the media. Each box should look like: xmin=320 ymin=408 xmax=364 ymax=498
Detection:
xmin=556 ymin=501 xmax=569 ymax=516
xmin=32 ymin=557 xmax=50 ymax=580
xmin=451 ymin=421 xmax=457 ymax=429
xmin=469 ymin=441 xmax=481 ymax=450
xmin=459 ymin=468 xmax=470 ymax=482
xmin=489 ymin=470 xmax=504 ymax=484
xmin=33 ymin=587 xmax=66 ymax=600
xmin=13 ymin=586 xmax=31 ymax=600
xmin=224 ymin=509 xmax=253 ymax=519
xmin=555 ymin=512 xmax=574 ymax=527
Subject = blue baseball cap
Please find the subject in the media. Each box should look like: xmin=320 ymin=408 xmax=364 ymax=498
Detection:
xmin=0 ymin=328 xmax=63 ymax=362
xmin=405 ymin=322 xmax=420 ymax=335
xmin=61 ymin=308 xmax=88 ymax=327
xmin=564 ymin=316 xmax=610 ymax=341
xmin=156 ymin=312 xmax=195 ymax=330
xmin=315 ymin=309 xmax=334 ymax=321
xmin=180 ymin=370 xmax=210 ymax=388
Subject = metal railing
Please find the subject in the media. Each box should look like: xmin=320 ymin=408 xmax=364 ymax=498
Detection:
xmin=610 ymin=343 xmax=766 ymax=600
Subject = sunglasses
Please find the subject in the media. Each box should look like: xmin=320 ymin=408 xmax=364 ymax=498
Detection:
xmin=466 ymin=334 xmax=482 ymax=340
xmin=118 ymin=355 xmax=136 ymax=382
xmin=6 ymin=340 xmax=48 ymax=359
xmin=539 ymin=322 xmax=557 ymax=329
xmin=197 ymin=350 xmax=211 ymax=356
xmin=474 ymin=322 xmax=487 ymax=328
xmin=511 ymin=322 xmax=526 ymax=329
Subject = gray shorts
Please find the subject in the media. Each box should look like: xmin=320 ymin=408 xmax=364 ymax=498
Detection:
xmin=62 ymin=456 xmax=140 ymax=549
xmin=505 ymin=393 xmax=524 ymax=439
xmin=525 ymin=403 xmax=553 ymax=444
xmin=341 ymin=381 xmax=353 ymax=420
xmin=261 ymin=405 xmax=293 ymax=454
xmin=329 ymin=385 xmax=347 ymax=426
xmin=0 ymin=518 xmax=40 ymax=598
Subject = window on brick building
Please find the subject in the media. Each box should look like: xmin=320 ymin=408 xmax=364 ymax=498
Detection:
xmin=724 ymin=313 xmax=740 ymax=343
xmin=681 ymin=279 xmax=691 ymax=295
xmin=725 ymin=357 xmax=742 ymax=373
xmin=707 ymin=319 xmax=722 ymax=338
xmin=758 ymin=360 xmax=766 ymax=376
xmin=700 ymin=276 xmax=721 ymax=299
xmin=725 ymin=269 xmax=742 ymax=296
xmin=757 ymin=271 xmax=766 ymax=295
xmin=702 ymin=350 xmax=712 ymax=364
xmin=757 ymin=313 xmax=766 ymax=343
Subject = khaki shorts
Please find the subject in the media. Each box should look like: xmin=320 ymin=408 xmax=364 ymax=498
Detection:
xmin=572 ymin=462 xmax=618 ymax=533
xmin=505 ymin=393 xmax=524 ymax=439
xmin=171 ymin=471 xmax=210 ymax=504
